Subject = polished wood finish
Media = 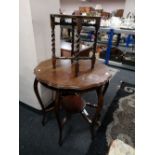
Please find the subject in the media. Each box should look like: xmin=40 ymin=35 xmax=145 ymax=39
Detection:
xmin=34 ymin=59 xmax=111 ymax=145
xmin=62 ymin=95 xmax=86 ymax=113
xmin=33 ymin=79 xmax=55 ymax=126
xmin=50 ymin=14 xmax=101 ymax=77
xmin=34 ymin=59 xmax=111 ymax=90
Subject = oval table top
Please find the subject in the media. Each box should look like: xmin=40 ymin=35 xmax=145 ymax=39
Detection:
xmin=34 ymin=59 xmax=112 ymax=91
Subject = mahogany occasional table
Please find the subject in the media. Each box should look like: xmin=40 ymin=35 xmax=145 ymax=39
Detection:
xmin=34 ymin=59 xmax=111 ymax=145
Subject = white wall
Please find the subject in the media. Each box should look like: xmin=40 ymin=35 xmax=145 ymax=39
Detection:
xmin=19 ymin=0 xmax=40 ymax=109
xmin=60 ymin=0 xmax=125 ymax=14
xmin=124 ymin=0 xmax=135 ymax=17
xmin=19 ymin=0 xmax=60 ymax=109
xmin=29 ymin=0 xmax=61 ymax=62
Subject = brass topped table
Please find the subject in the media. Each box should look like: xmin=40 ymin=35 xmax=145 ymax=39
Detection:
xmin=34 ymin=59 xmax=111 ymax=145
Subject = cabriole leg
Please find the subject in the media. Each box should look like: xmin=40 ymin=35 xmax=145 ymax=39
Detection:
xmin=91 ymin=81 xmax=109 ymax=138
xmin=33 ymin=78 xmax=46 ymax=126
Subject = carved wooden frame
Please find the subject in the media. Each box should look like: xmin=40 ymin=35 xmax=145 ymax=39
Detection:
xmin=50 ymin=14 xmax=101 ymax=77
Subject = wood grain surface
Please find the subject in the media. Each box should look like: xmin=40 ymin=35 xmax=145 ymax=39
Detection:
xmin=34 ymin=59 xmax=112 ymax=90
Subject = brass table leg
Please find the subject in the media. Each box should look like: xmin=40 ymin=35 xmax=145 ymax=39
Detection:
xmin=33 ymin=78 xmax=46 ymax=126
xmin=91 ymin=81 xmax=109 ymax=139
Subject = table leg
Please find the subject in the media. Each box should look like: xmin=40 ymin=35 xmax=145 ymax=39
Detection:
xmin=91 ymin=56 xmax=96 ymax=70
xmin=54 ymin=90 xmax=63 ymax=146
xmin=33 ymin=78 xmax=46 ymax=126
xmin=91 ymin=81 xmax=109 ymax=138
xmin=75 ymin=60 xmax=79 ymax=77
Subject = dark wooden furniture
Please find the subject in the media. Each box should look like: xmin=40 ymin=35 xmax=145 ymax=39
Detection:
xmin=50 ymin=14 xmax=101 ymax=77
xmin=34 ymin=59 xmax=111 ymax=145
xmin=115 ymin=9 xmax=124 ymax=18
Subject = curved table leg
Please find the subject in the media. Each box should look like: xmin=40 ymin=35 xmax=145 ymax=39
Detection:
xmin=33 ymin=78 xmax=46 ymax=126
xmin=54 ymin=90 xmax=63 ymax=146
xmin=91 ymin=81 xmax=109 ymax=139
